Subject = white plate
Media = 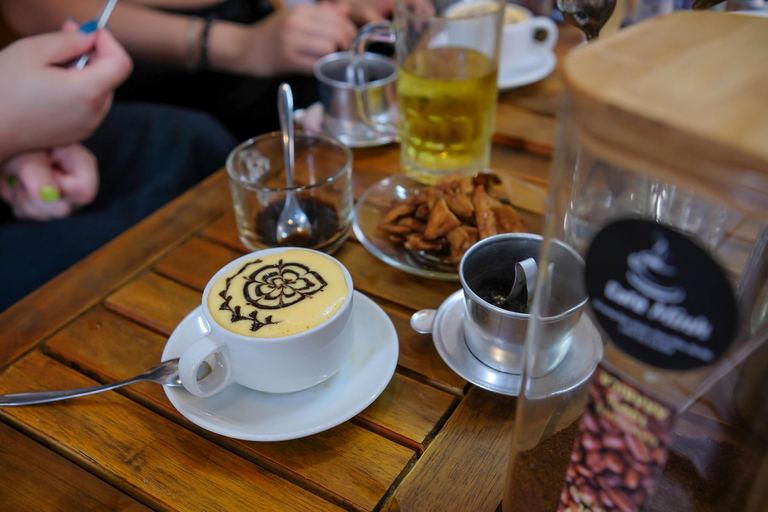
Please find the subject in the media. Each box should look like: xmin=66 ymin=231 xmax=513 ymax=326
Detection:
xmin=161 ymin=291 xmax=399 ymax=441
xmin=498 ymin=48 xmax=556 ymax=90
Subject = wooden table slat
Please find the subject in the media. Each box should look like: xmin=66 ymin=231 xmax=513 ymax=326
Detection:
xmin=103 ymin=273 xmax=457 ymax=450
xmin=382 ymin=387 xmax=518 ymax=512
xmin=105 ymin=272 xmax=200 ymax=337
xmin=0 ymin=352 xmax=343 ymax=512
xmin=493 ymin=103 xmax=557 ymax=157
xmin=355 ymin=372 xmax=457 ymax=452
xmin=0 ymin=422 xmax=151 ymax=512
xmin=44 ymin=307 xmax=416 ymax=512
xmin=371 ymin=296 xmax=467 ymax=395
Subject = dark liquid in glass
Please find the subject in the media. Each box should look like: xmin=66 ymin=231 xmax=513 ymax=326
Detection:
xmin=255 ymin=197 xmax=339 ymax=248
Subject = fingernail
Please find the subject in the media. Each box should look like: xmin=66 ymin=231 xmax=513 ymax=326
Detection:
xmin=6 ymin=175 xmax=16 ymax=187
xmin=40 ymin=186 xmax=60 ymax=202
xmin=80 ymin=20 xmax=98 ymax=34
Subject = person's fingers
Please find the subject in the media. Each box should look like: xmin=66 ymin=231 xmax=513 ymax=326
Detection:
xmin=50 ymin=144 xmax=99 ymax=207
xmin=287 ymin=49 xmax=322 ymax=74
xmin=294 ymin=5 xmax=357 ymax=43
xmin=12 ymin=189 xmax=72 ymax=221
xmin=326 ymin=3 xmax=352 ymax=17
xmin=315 ymin=6 xmax=358 ymax=43
xmin=15 ymin=152 xmax=61 ymax=203
xmin=356 ymin=7 xmax=386 ymax=24
xmin=0 ymin=172 xmax=18 ymax=206
xmin=25 ymin=30 xmax=96 ymax=66
xmin=78 ymin=29 xmax=133 ymax=91
xmin=6 ymin=152 xmax=71 ymax=221
xmin=61 ymin=19 xmax=80 ymax=32
xmin=292 ymin=33 xmax=339 ymax=59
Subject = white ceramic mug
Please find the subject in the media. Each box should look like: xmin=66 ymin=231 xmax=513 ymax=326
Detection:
xmin=178 ymin=248 xmax=355 ymax=397
xmin=500 ymin=5 xmax=558 ymax=71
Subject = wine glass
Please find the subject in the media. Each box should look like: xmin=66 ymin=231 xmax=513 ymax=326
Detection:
xmin=557 ymin=0 xmax=618 ymax=41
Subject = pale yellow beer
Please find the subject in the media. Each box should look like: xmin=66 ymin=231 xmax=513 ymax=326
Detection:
xmin=397 ymin=47 xmax=499 ymax=184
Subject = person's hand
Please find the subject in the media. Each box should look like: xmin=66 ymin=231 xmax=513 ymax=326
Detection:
xmin=333 ymin=0 xmax=395 ymax=25
xmin=237 ymin=5 xmax=358 ymax=75
xmin=0 ymin=24 xmax=132 ymax=162
xmin=0 ymin=144 xmax=99 ymax=221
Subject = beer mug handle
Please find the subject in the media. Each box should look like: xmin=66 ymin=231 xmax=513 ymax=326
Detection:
xmin=349 ymin=22 xmax=399 ymax=139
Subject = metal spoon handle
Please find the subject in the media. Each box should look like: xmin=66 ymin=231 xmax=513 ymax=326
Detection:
xmin=0 ymin=375 xmax=148 ymax=406
xmin=278 ymin=83 xmax=295 ymax=188
xmin=74 ymin=0 xmax=119 ymax=70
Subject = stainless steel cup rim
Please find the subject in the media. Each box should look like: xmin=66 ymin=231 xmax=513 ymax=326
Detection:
xmin=313 ymin=51 xmax=397 ymax=90
xmin=225 ymin=130 xmax=352 ymax=193
xmin=459 ymin=233 xmax=588 ymax=321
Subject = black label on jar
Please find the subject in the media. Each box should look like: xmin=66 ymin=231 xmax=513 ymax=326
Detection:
xmin=585 ymin=219 xmax=737 ymax=370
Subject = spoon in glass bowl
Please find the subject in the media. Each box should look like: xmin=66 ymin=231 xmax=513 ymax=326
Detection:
xmin=275 ymin=83 xmax=313 ymax=243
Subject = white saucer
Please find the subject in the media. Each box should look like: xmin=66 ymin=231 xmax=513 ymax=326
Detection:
xmin=428 ymin=291 xmax=602 ymax=397
xmin=161 ymin=291 xmax=398 ymax=441
xmin=498 ymin=48 xmax=556 ymax=90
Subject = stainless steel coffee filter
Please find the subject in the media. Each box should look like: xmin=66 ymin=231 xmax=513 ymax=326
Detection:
xmin=459 ymin=233 xmax=587 ymax=375
xmin=314 ymin=52 xmax=397 ymax=147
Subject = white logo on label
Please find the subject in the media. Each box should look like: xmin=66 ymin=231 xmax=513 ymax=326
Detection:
xmin=601 ymin=234 xmax=713 ymax=342
xmin=626 ymin=237 xmax=686 ymax=304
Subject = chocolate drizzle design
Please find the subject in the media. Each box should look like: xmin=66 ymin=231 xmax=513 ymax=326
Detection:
xmin=217 ymin=258 xmax=328 ymax=331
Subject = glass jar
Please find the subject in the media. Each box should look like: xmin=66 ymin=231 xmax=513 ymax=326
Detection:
xmin=504 ymin=11 xmax=768 ymax=512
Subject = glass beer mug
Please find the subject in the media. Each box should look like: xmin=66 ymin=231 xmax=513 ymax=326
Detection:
xmin=350 ymin=0 xmax=505 ymax=184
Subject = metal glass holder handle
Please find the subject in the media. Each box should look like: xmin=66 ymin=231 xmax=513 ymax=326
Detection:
xmin=348 ymin=22 xmax=399 ymax=140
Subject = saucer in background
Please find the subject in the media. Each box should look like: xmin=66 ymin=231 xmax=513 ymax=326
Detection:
xmin=498 ymin=48 xmax=556 ymax=90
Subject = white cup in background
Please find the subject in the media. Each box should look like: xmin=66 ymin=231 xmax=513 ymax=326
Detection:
xmin=500 ymin=4 xmax=558 ymax=71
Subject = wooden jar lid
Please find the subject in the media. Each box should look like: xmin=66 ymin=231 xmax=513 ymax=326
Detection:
xmin=563 ymin=12 xmax=768 ymax=215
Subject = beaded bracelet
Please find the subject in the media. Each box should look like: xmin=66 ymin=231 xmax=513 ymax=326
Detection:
xmin=184 ymin=17 xmax=204 ymax=72
xmin=199 ymin=16 xmax=215 ymax=71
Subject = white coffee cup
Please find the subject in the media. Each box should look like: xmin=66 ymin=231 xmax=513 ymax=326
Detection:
xmin=178 ymin=248 xmax=355 ymax=398
xmin=500 ymin=5 xmax=558 ymax=72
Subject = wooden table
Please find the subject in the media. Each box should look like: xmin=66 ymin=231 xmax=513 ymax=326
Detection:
xmin=0 ymin=27 xmax=583 ymax=512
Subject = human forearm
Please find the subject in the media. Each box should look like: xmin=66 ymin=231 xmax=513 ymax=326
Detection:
xmin=2 ymin=0 xmax=285 ymax=74
xmin=3 ymin=0 xmax=189 ymax=66
xmin=2 ymin=0 xmax=358 ymax=76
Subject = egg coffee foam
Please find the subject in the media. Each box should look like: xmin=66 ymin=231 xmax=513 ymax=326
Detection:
xmin=207 ymin=249 xmax=348 ymax=338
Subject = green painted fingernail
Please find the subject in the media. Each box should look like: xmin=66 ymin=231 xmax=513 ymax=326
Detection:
xmin=6 ymin=175 xmax=16 ymax=187
xmin=40 ymin=186 xmax=60 ymax=202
